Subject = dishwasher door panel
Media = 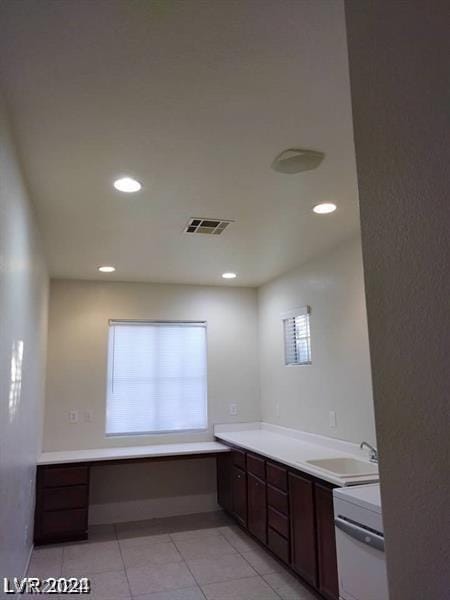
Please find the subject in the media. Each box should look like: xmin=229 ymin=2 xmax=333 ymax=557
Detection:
xmin=335 ymin=523 xmax=388 ymax=600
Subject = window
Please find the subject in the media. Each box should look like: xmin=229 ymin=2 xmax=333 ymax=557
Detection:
xmin=283 ymin=306 xmax=311 ymax=365
xmin=106 ymin=320 xmax=207 ymax=436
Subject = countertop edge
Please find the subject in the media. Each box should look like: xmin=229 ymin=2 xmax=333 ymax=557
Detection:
xmin=214 ymin=431 xmax=379 ymax=487
xmin=37 ymin=442 xmax=230 ymax=466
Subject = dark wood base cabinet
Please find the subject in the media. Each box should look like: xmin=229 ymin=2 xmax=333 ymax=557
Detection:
xmin=289 ymin=471 xmax=317 ymax=587
xmin=34 ymin=464 xmax=90 ymax=545
xmin=217 ymin=446 xmax=339 ymax=600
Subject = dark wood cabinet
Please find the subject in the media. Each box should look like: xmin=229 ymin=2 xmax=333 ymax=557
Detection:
xmin=289 ymin=471 xmax=318 ymax=587
xmin=217 ymin=452 xmax=233 ymax=513
xmin=247 ymin=473 xmax=267 ymax=543
xmin=216 ymin=446 xmax=339 ymax=600
xmin=34 ymin=464 xmax=90 ymax=545
xmin=315 ymin=483 xmax=339 ymax=600
xmin=232 ymin=466 xmax=247 ymax=527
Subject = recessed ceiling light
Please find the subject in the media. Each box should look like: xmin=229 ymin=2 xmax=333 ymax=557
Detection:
xmin=313 ymin=202 xmax=337 ymax=214
xmin=222 ymin=272 xmax=237 ymax=279
xmin=98 ymin=265 xmax=116 ymax=273
xmin=113 ymin=177 xmax=142 ymax=193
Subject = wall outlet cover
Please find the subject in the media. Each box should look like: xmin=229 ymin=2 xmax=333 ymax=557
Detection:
xmin=69 ymin=410 xmax=79 ymax=424
xmin=329 ymin=410 xmax=337 ymax=428
xmin=229 ymin=403 xmax=238 ymax=416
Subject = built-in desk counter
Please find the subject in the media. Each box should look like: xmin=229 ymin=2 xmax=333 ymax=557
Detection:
xmin=34 ymin=441 xmax=229 ymax=545
xmin=38 ymin=441 xmax=229 ymax=466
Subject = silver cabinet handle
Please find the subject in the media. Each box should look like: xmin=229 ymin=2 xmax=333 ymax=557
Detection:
xmin=335 ymin=517 xmax=384 ymax=552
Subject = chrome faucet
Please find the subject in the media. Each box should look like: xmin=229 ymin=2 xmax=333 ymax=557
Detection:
xmin=360 ymin=441 xmax=378 ymax=463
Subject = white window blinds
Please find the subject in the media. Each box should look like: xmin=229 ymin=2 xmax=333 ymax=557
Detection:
xmin=106 ymin=321 xmax=208 ymax=436
xmin=283 ymin=307 xmax=311 ymax=365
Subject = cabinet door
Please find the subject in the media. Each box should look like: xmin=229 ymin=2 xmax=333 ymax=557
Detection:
xmin=289 ymin=472 xmax=317 ymax=586
xmin=247 ymin=473 xmax=267 ymax=543
xmin=217 ymin=453 xmax=233 ymax=513
xmin=315 ymin=483 xmax=339 ymax=600
xmin=232 ymin=466 xmax=247 ymax=527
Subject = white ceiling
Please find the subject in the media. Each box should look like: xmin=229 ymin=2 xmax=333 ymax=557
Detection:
xmin=0 ymin=0 xmax=360 ymax=287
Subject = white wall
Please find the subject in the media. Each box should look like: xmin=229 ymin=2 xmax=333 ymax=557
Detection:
xmin=44 ymin=279 xmax=260 ymax=451
xmin=346 ymin=2 xmax=450 ymax=598
xmin=44 ymin=279 xmax=259 ymax=522
xmin=0 ymin=96 xmax=48 ymax=580
xmin=258 ymin=235 xmax=375 ymax=445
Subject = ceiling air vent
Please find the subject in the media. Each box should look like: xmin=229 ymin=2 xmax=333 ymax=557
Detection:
xmin=184 ymin=218 xmax=234 ymax=235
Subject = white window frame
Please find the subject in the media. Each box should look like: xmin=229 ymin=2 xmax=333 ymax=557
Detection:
xmin=105 ymin=319 xmax=208 ymax=437
xmin=282 ymin=306 xmax=312 ymax=366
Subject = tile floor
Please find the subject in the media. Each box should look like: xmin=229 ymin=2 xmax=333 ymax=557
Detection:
xmin=28 ymin=511 xmax=317 ymax=599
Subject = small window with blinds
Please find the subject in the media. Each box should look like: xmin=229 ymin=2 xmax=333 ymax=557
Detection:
xmin=106 ymin=320 xmax=208 ymax=436
xmin=283 ymin=306 xmax=311 ymax=366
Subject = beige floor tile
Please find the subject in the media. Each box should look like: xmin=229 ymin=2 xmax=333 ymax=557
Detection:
xmin=89 ymin=523 xmax=117 ymax=542
xmin=121 ymin=541 xmax=183 ymax=568
xmin=170 ymin=527 xmax=223 ymax=541
xmin=241 ymin=548 xmax=283 ymax=575
xmin=201 ymin=575 xmax=279 ymax=600
xmin=116 ymin=522 xmax=170 ymax=540
xmin=85 ymin=569 xmax=131 ymax=599
xmin=28 ymin=546 xmax=63 ymax=578
xmin=127 ymin=562 xmax=195 ymax=596
xmin=119 ymin=533 xmax=172 ymax=550
xmin=186 ymin=554 xmax=256 ymax=585
xmin=132 ymin=586 xmax=205 ymax=600
xmin=62 ymin=540 xmax=123 ymax=576
xmin=175 ymin=535 xmax=237 ymax=561
xmin=263 ymin=570 xmax=316 ymax=600
xmin=218 ymin=526 xmax=261 ymax=553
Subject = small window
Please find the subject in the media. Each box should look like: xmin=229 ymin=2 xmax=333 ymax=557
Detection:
xmin=106 ymin=320 xmax=208 ymax=436
xmin=283 ymin=307 xmax=311 ymax=365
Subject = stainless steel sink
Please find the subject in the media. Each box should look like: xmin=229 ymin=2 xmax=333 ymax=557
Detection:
xmin=305 ymin=457 xmax=378 ymax=477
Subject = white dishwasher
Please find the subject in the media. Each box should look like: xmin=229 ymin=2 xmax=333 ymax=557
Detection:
xmin=333 ymin=484 xmax=389 ymax=600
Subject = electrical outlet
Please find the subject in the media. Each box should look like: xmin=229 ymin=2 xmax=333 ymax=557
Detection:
xmin=229 ymin=403 xmax=238 ymax=416
xmin=69 ymin=410 xmax=79 ymax=424
xmin=329 ymin=410 xmax=337 ymax=428
xmin=84 ymin=409 xmax=93 ymax=423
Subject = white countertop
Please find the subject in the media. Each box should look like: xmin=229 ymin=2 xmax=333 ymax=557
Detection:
xmin=38 ymin=441 xmax=230 ymax=466
xmin=333 ymin=483 xmax=382 ymax=513
xmin=214 ymin=422 xmax=379 ymax=487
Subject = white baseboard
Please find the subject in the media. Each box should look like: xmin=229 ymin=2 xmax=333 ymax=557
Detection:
xmin=88 ymin=493 xmax=219 ymax=525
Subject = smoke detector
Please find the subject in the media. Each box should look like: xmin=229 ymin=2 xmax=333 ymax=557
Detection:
xmin=271 ymin=148 xmax=324 ymax=174
xmin=184 ymin=218 xmax=234 ymax=235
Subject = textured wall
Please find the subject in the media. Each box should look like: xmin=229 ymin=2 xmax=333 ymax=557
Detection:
xmin=44 ymin=279 xmax=260 ymax=451
xmin=346 ymin=1 xmax=450 ymax=598
xmin=0 ymin=96 xmax=48 ymax=582
xmin=258 ymin=235 xmax=375 ymax=445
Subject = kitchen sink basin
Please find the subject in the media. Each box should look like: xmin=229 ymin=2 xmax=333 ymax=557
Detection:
xmin=305 ymin=457 xmax=378 ymax=477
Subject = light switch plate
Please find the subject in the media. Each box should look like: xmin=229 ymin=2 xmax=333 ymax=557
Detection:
xmin=84 ymin=409 xmax=93 ymax=423
xmin=229 ymin=403 xmax=238 ymax=416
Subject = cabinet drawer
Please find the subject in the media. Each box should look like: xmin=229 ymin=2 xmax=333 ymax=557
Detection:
xmin=268 ymin=527 xmax=290 ymax=563
xmin=246 ymin=454 xmax=265 ymax=480
xmin=267 ymin=462 xmax=288 ymax=491
xmin=42 ymin=485 xmax=89 ymax=511
xmin=267 ymin=485 xmax=289 ymax=515
xmin=232 ymin=449 xmax=246 ymax=470
xmin=268 ymin=507 xmax=289 ymax=539
xmin=41 ymin=508 xmax=88 ymax=537
xmin=42 ymin=466 xmax=89 ymax=488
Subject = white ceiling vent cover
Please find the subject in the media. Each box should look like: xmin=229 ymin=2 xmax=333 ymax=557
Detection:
xmin=271 ymin=148 xmax=324 ymax=174
xmin=184 ymin=218 xmax=234 ymax=235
